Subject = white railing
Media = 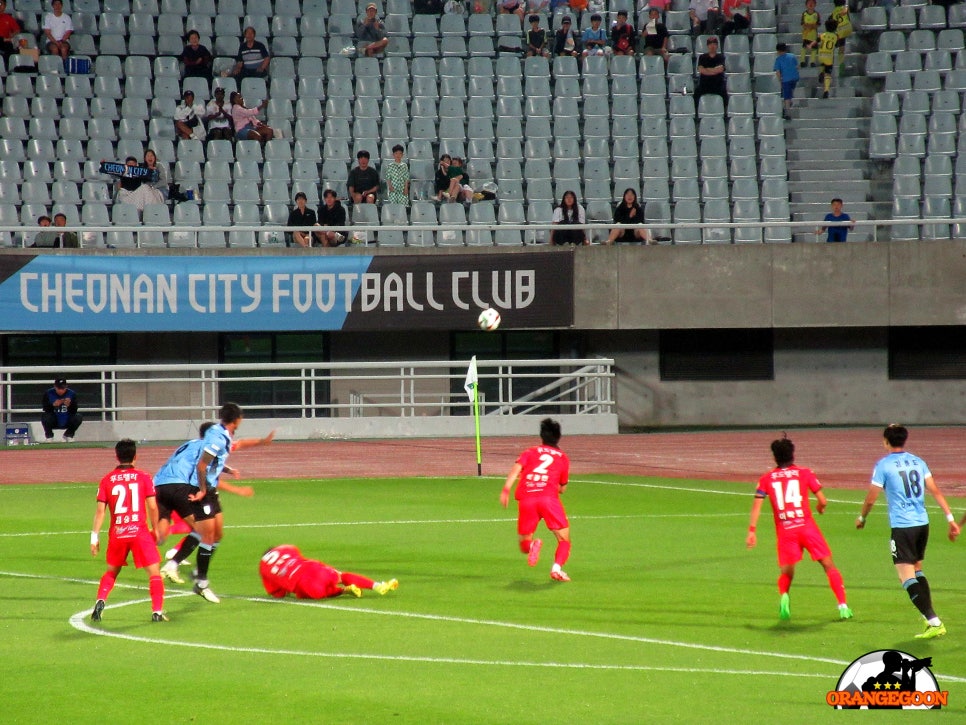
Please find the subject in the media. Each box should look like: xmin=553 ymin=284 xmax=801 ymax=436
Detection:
xmin=0 ymin=359 xmax=615 ymax=422
xmin=3 ymin=217 xmax=959 ymax=249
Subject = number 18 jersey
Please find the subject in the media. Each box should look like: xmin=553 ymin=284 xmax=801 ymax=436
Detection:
xmin=514 ymin=445 xmax=570 ymax=500
xmin=756 ymin=465 xmax=821 ymax=531
xmin=871 ymin=452 xmax=931 ymax=528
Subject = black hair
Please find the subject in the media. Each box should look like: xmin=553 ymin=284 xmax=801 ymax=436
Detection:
xmin=392 ymin=144 xmax=404 ymax=153
xmin=38 ymin=215 xmax=51 ymax=224
xmin=294 ymin=191 xmax=307 ymax=201
xmin=220 ymin=402 xmax=243 ymax=425
xmin=199 ymin=421 xmax=215 ymax=437
xmin=115 ymin=438 xmax=137 ymax=464
xmin=771 ymin=437 xmax=795 ymax=467
xmin=825 ymin=17 xmax=837 ymax=31
xmin=357 ymin=150 xmax=371 ymax=160
xmin=883 ymin=424 xmax=908 ymax=449
xmin=323 ymin=188 xmax=338 ymax=199
xmin=830 ymin=197 xmax=843 ymax=204
xmin=540 ymin=418 xmax=562 ymax=447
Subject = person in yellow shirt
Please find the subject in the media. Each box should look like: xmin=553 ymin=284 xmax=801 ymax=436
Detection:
xmin=831 ymin=0 xmax=852 ymax=72
xmin=815 ymin=18 xmax=839 ymax=98
xmin=800 ymin=0 xmax=820 ymax=67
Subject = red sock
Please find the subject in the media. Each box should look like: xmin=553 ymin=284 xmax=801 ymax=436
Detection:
xmin=519 ymin=540 xmax=532 ymax=555
xmin=554 ymin=541 xmax=571 ymax=567
xmin=149 ymin=575 xmax=165 ymax=612
xmin=97 ymin=570 xmax=118 ymax=601
xmin=826 ymin=567 xmax=847 ymax=605
xmin=777 ymin=573 xmax=791 ymax=595
xmin=341 ymin=572 xmax=376 ymax=590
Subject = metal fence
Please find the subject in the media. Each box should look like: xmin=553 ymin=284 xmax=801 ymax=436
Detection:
xmin=0 ymin=359 xmax=615 ymax=422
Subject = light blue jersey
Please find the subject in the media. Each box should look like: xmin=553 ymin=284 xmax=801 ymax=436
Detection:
xmin=155 ymin=438 xmax=205 ymax=487
xmin=200 ymin=422 xmax=233 ymax=490
xmin=871 ymin=451 xmax=932 ymax=528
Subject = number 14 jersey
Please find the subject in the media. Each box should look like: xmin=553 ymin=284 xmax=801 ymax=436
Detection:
xmin=756 ymin=465 xmax=821 ymax=531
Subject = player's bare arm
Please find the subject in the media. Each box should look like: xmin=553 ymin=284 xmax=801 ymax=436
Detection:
xmin=924 ymin=475 xmax=961 ymax=541
xmin=219 ymin=480 xmax=254 ymax=497
xmin=90 ymin=501 xmax=107 ymax=555
xmin=746 ymin=495 xmax=764 ymax=549
xmin=856 ymin=486 xmax=880 ymax=529
xmin=190 ymin=451 xmax=214 ymax=501
xmin=500 ymin=463 xmax=522 ymax=508
xmin=146 ymin=495 xmax=160 ymax=543
xmin=815 ymin=489 xmax=828 ymax=515
xmin=233 ymin=429 xmax=275 ymax=452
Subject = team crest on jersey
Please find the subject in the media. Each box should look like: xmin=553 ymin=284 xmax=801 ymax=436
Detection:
xmin=826 ymin=650 xmax=947 ymax=709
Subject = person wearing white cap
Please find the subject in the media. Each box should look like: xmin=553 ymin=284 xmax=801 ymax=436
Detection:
xmin=357 ymin=3 xmax=388 ymax=56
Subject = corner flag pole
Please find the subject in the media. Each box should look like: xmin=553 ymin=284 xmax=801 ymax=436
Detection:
xmin=464 ymin=356 xmax=482 ymax=476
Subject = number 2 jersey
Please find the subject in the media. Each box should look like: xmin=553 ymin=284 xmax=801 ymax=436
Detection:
xmin=514 ymin=445 xmax=570 ymax=500
xmin=97 ymin=465 xmax=156 ymax=540
xmin=756 ymin=465 xmax=821 ymax=532
xmin=871 ymin=451 xmax=931 ymax=528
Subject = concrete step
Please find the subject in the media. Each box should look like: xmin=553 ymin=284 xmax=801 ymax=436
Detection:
xmin=786 ymin=140 xmax=867 ymax=155
xmin=786 ymin=126 xmax=867 ymax=141
xmin=790 ymin=168 xmax=868 ymax=183
xmin=787 ymin=147 xmax=867 ymax=161
xmin=790 ymin=179 xmax=873 ymax=195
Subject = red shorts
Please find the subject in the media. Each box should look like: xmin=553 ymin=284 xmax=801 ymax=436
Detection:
xmin=517 ymin=496 xmax=569 ymax=536
xmin=775 ymin=521 xmax=831 ymax=567
xmin=105 ymin=529 xmax=161 ymax=569
xmin=293 ymin=561 xmax=343 ymax=599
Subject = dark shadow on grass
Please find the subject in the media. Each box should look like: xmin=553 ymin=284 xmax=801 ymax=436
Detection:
xmin=504 ymin=579 xmax=554 ymax=592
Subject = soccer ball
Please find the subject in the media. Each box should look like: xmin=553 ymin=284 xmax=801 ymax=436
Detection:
xmin=477 ymin=308 xmax=501 ymax=331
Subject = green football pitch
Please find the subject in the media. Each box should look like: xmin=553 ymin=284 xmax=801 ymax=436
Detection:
xmin=2 ymin=474 xmax=965 ymax=723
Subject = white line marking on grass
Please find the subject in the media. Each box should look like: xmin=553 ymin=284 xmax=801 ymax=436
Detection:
xmin=6 ymin=569 xmax=964 ymax=684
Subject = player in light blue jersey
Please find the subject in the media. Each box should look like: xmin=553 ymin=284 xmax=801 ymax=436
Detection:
xmin=856 ymin=425 xmax=959 ymax=639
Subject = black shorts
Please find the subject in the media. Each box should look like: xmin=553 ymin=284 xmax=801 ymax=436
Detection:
xmin=891 ymin=524 xmax=929 ymax=565
xmin=155 ymin=483 xmax=197 ymax=522
xmin=192 ymin=489 xmax=222 ymax=522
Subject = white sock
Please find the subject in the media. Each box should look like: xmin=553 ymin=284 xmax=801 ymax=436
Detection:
xmin=551 ymin=563 xmax=561 ymax=573
xmin=928 ymin=617 xmax=942 ymax=627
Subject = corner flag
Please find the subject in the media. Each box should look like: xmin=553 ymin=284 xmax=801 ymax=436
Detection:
xmin=465 ymin=356 xmax=482 ymax=476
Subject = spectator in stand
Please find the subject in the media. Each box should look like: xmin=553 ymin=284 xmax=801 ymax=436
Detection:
xmin=347 ymin=150 xmax=381 ymax=205
xmin=30 ymin=215 xmax=57 ymax=248
xmin=720 ymin=0 xmax=750 ymax=38
xmin=174 ymin=90 xmax=206 ymax=141
xmin=497 ymin=0 xmax=525 ymax=22
xmin=689 ymin=0 xmax=719 ymax=35
xmin=773 ymin=43 xmax=799 ymax=119
xmin=384 ymin=144 xmax=410 ymax=207
xmin=116 ymin=156 xmax=164 ymax=212
xmin=286 ymin=192 xmax=317 ymax=248
xmin=356 ymin=3 xmax=389 ymax=57
xmin=606 ymin=188 xmax=654 ymax=245
xmin=224 ymin=26 xmax=270 ymax=80
xmin=446 ymin=157 xmax=474 ymax=203
xmin=52 ymin=212 xmax=79 ymax=248
xmin=815 ymin=198 xmax=855 ymax=242
xmin=553 ymin=16 xmax=581 ymax=58
xmin=582 ymin=13 xmax=610 ymax=57
xmin=143 ymin=149 xmax=170 ymax=202
xmin=610 ymin=10 xmax=636 ymax=56
xmin=800 ymin=0 xmax=820 ymax=68
xmin=0 ymin=0 xmax=22 ymax=66
xmin=435 ymin=154 xmax=453 ymax=201
xmin=43 ymin=0 xmax=72 ymax=60
xmin=550 ymin=190 xmax=588 ymax=246
xmin=204 ymin=87 xmax=234 ymax=141
xmin=694 ymin=36 xmax=727 ymax=108
xmin=314 ymin=189 xmax=349 ymax=247
xmin=641 ymin=7 xmax=670 ymax=62
xmin=41 ymin=377 xmax=83 ymax=442
xmin=229 ymin=91 xmax=274 ymax=145
xmin=180 ymin=29 xmax=213 ymax=81
xmin=526 ymin=15 xmax=549 ymax=58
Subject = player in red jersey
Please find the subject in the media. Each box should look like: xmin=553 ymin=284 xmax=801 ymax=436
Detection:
xmin=259 ymin=545 xmax=398 ymax=599
xmin=500 ymin=418 xmax=572 ymax=582
xmin=89 ymin=439 xmax=167 ymax=622
xmin=746 ymin=436 xmax=852 ymax=621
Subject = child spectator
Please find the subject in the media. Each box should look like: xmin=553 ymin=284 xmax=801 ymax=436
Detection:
xmin=773 ymin=43 xmax=798 ymax=119
xmin=815 ymin=18 xmax=838 ymax=98
xmin=816 ymin=198 xmax=855 ymax=242
xmin=525 ymin=15 xmax=549 ymax=57
xmin=554 ymin=16 xmax=581 ymax=57
xmin=582 ymin=14 xmax=610 ymax=57
xmin=800 ymin=0 xmax=819 ymax=68
xmin=611 ymin=10 xmax=636 ymax=56
xmin=640 ymin=7 xmax=669 ymax=62
xmin=831 ymin=0 xmax=851 ymax=73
